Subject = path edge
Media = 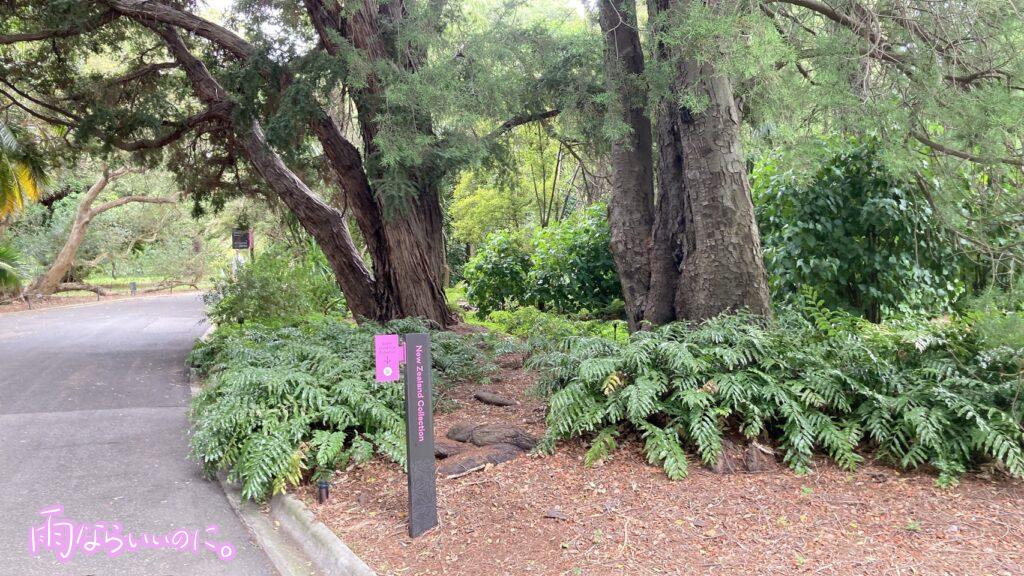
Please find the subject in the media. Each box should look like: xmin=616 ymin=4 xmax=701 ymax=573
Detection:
xmin=269 ymin=490 xmax=375 ymax=576
xmin=191 ymin=324 xmax=376 ymax=576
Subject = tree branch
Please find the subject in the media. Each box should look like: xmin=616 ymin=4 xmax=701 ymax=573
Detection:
xmin=911 ymin=130 xmax=1024 ymax=167
xmin=485 ymin=109 xmax=561 ymax=140
xmin=102 ymin=0 xmax=254 ymax=58
xmin=89 ymin=194 xmax=178 ymax=218
xmin=114 ymin=103 xmax=229 ymax=151
xmin=0 ymin=10 xmax=119 ymax=44
xmin=0 ymin=86 xmax=77 ymax=127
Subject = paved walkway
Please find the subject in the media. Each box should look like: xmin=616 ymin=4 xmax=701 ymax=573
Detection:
xmin=0 ymin=294 xmax=277 ymax=575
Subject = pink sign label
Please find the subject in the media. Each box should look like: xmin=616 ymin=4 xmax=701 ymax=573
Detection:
xmin=374 ymin=334 xmax=404 ymax=382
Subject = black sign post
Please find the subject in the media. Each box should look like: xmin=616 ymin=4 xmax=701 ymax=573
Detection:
xmin=231 ymin=229 xmax=251 ymax=250
xmin=403 ymin=333 xmax=438 ymax=537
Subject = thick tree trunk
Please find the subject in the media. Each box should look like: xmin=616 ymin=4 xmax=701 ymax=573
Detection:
xmin=313 ymin=116 xmax=454 ymax=326
xmin=666 ymin=4 xmax=771 ymax=320
xmin=304 ymin=0 xmax=455 ymax=326
xmin=598 ymin=0 xmax=656 ymax=331
xmin=152 ymin=22 xmax=455 ymax=326
xmin=671 ymin=66 xmax=771 ymax=320
xmin=602 ymin=0 xmax=772 ymax=328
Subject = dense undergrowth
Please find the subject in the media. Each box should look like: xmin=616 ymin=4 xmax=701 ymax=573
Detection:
xmin=530 ymin=293 xmax=1024 ymax=486
xmin=188 ymin=316 xmax=494 ymax=500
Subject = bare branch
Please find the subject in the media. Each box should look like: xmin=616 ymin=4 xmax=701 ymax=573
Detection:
xmin=89 ymin=194 xmax=178 ymax=218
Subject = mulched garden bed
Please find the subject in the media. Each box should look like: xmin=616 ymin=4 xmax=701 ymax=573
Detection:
xmin=298 ymin=352 xmax=1024 ymax=576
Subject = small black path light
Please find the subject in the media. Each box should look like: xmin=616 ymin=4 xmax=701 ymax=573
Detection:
xmin=317 ymin=480 xmax=330 ymax=504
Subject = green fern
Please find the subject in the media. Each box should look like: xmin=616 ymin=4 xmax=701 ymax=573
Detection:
xmin=189 ymin=317 xmax=494 ymax=501
xmin=535 ymin=304 xmax=1024 ymax=485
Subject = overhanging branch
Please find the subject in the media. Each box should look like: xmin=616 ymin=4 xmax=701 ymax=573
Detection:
xmin=912 ymin=130 xmax=1024 ymax=168
xmin=485 ymin=109 xmax=561 ymax=141
xmin=0 ymin=10 xmax=120 ymax=44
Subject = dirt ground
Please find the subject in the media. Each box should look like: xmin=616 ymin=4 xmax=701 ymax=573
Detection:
xmin=300 ymin=354 xmax=1024 ymax=576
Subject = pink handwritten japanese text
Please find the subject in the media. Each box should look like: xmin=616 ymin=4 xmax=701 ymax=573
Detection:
xmin=27 ymin=504 xmax=236 ymax=563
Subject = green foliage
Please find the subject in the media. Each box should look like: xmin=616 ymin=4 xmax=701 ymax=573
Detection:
xmin=536 ymin=294 xmax=1024 ymax=486
xmin=0 ymin=119 xmax=47 ymax=218
xmin=484 ymin=305 xmax=627 ymax=351
xmin=463 ymin=230 xmax=532 ymax=315
xmin=961 ymin=278 xmax=1024 ymax=350
xmin=0 ymin=241 xmax=25 ymax=292
xmin=528 ymin=205 xmax=621 ymax=313
xmin=755 ymin=141 xmax=963 ymax=322
xmin=188 ymin=316 xmax=495 ymax=501
xmin=464 ymin=205 xmax=622 ymax=315
xmin=204 ymin=244 xmax=345 ymax=325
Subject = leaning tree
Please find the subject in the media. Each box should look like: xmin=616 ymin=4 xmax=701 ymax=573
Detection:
xmin=0 ymin=0 xmax=591 ymax=326
xmin=598 ymin=0 xmax=1024 ymax=329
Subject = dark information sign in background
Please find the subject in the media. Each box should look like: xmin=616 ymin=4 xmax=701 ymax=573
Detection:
xmin=403 ymin=333 xmax=438 ymax=537
xmin=231 ymin=229 xmax=251 ymax=250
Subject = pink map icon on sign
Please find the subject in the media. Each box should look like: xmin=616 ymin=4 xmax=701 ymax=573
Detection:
xmin=374 ymin=334 xmax=404 ymax=382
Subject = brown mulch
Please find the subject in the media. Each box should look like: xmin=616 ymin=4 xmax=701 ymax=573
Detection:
xmin=299 ymin=353 xmax=1024 ymax=576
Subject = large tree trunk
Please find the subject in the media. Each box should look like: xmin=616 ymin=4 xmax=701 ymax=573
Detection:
xmin=598 ymin=0 xmax=656 ymax=331
xmin=602 ymin=0 xmax=772 ymax=328
xmin=665 ymin=1 xmax=771 ymax=320
xmin=305 ymin=0 xmax=455 ymax=326
xmin=151 ymin=21 xmax=456 ymax=326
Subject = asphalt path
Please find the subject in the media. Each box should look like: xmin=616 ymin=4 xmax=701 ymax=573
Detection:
xmin=0 ymin=294 xmax=277 ymax=575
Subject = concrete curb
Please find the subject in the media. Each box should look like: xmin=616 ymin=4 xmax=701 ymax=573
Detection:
xmin=218 ymin=476 xmax=321 ymax=576
xmin=270 ymin=492 xmax=375 ymax=576
xmin=190 ymin=325 xmax=375 ymax=576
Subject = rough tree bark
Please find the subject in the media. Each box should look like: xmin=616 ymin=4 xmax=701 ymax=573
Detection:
xmin=598 ymin=0 xmax=657 ymax=331
xmin=28 ymin=166 xmax=176 ymax=296
xmin=112 ymin=0 xmax=460 ymax=326
xmin=599 ymin=0 xmax=771 ymax=328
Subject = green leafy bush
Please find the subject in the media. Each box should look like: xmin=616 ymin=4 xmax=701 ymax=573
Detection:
xmin=961 ymin=278 xmax=1024 ymax=350
xmin=534 ymin=293 xmax=1024 ymax=486
xmin=464 ymin=205 xmax=622 ymax=316
xmin=485 ymin=306 xmax=627 ymax=350
xmin=463 ymin=230 xmax=532 ymax=315
xmin=528 ymin=206 xmax=621 ymax=313
xmin=188 ymin=316 xmax=494 ymax=501
xmin=755 ymin=141 xmax=963 ymax=322
xmin=204 ymin=243 xmax=345 ymax=324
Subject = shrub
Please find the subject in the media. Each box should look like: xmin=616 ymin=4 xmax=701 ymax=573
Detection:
xmin=204 ymin=243 xmax=344 ymax=324
xmin=463 ymin=230 xmax=531 ymax=315
xmin=961 ymin=277 xmax=1024 ymax=350
xmin=188 ymin=316 xmax=494 ymax=501
xmin=0 ymin=242 xmax=25 ymax=294
xmin=528 ymin=206 xmax=621 ymax=313
xmin=755 ymin=141 xmax=963 ymax=322
xmin=464 ymin=205 xmax=623 ymax=316
xmin=485 ymin=306 xmax=627 ymax=351
xmin=534 ymin=293 xmax=1024 ymax=486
